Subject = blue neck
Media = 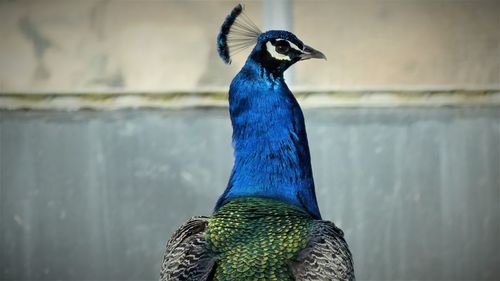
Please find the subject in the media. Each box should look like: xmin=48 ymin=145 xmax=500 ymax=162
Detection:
xmin=215 ymin=58 xmax=321 ymax=219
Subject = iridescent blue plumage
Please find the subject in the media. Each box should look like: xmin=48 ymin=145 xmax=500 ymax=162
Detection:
xmin=214 ymin=30 xmax=321 ymax=219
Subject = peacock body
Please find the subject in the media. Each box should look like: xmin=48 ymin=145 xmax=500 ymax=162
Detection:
xmin=160 ymin=4 xmax=355 ymax=281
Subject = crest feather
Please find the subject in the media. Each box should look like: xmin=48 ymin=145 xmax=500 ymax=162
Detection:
xmin=217 ymin=4 xmax=261 ymax=64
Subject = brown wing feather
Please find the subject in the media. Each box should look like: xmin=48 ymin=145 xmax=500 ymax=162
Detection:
xmin=290 ymin=220 xmax=355 ymax=281
xmin=160 ymin=216 xmax=215 ymax=281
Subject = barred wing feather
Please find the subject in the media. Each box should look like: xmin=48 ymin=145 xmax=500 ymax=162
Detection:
xmin=291 ymin=220 xmax=355 ymax=281
xmin=159 ymin=216 xmax=215 ymax=281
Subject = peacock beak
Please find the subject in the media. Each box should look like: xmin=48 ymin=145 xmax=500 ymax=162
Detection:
xmin=300 ymin=45 xmax=327 ymax=61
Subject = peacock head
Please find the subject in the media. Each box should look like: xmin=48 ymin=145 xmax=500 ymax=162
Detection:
xmin=217 ymin=4 xmax=325 ymax=75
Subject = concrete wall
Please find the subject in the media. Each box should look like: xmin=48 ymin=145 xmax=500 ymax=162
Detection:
xmin=1 ymin=109 xmax=499 ymax=280
xmin=0 ymin=0 xmax=498 ymax=92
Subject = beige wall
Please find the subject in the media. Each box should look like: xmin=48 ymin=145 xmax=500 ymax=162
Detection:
xmin=295 ymin=0 xmax=500 ymax=89
xmin=0 ymin=0 xmax=498 ymax=92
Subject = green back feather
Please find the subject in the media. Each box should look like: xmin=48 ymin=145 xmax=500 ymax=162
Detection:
xmin=206 ymin=198 xmax=314 ymax=281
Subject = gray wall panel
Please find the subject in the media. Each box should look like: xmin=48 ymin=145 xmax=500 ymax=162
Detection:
xmin=1 ymin=108 xmax=499 ymax=280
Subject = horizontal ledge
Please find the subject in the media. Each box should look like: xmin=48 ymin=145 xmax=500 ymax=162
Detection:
xmin=0 ymin=90 xmax=499 ymax=110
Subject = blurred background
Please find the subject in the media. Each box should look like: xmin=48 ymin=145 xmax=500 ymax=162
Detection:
xmin=0 ymin=0 xmax=499 ymax=280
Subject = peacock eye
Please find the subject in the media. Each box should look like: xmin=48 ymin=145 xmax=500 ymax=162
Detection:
xmin=275 ymin=41 xmax=290 ymax=54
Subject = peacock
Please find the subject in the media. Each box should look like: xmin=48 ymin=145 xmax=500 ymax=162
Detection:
xmin=160 ymin=4 xmax=355 ymax=281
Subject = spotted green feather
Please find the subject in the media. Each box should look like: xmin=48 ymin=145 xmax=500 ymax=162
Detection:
xmin=206 ymin=198 xmax=313 ymax=281
xmin=160 ymin=198 xmax=354 ymax=281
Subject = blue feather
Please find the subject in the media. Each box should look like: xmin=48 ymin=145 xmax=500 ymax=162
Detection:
xmin=217 ymin=4 xmax=261 ymax=64
xmin=215 ymin=31 xmax=322 ymax=219
xmin=217 ymin=4 xmax=243 ymax=64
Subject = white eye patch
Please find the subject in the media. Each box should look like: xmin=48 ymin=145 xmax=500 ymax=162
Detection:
xmin=276 ymin=39 xmax=302 ymax=52
xmin=266 ymin=41 xmax=291 ymax=61
xmin=265 ymin=39 xmax=305 ymax=61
